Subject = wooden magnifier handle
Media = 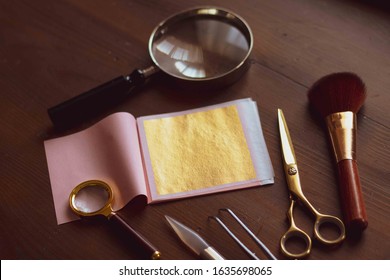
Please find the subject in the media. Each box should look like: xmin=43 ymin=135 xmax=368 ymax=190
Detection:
xmin=110 ymin=214 xmax=161 ymax=259
xmin=337 ymin=159 xmax=368 ymax=234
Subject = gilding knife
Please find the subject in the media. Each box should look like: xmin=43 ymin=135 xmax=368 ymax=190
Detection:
xmin=165 ymin=215 xmax=225 ymax=260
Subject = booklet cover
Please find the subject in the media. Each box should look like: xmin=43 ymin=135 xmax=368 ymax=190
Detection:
xmin=44 ymin=98 xmax=274 ymax=224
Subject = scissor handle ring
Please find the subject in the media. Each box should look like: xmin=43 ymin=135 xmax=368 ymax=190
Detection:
xmin=314 ymin=214 xmax=346 ymax=245
xmin=280 ymin=228 xmax=312 ymax=259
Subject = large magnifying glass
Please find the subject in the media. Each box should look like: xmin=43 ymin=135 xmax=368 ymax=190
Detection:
xmin=48 ymin=7 xmax=253 ymax=128
xmin=69 ymin=180 xmax=161 ymax=259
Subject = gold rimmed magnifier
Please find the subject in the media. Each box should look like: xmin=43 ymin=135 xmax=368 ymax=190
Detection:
xmin=69 ymin=180 xmax=161 ymax=259
xmin=48 ymin=7 xmax=253 ymax=128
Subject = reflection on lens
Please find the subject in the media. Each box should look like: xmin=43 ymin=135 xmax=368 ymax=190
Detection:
xmin=152 ymin=17 xmax=250 ymax=79
xmin=174 ymin=61 xmax=206 ymax=78
xmin=73 ymin=185 xmax=109 ymax=214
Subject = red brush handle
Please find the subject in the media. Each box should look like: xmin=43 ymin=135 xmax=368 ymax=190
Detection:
xmin=337 ymin=159 xmax=368 ymax=234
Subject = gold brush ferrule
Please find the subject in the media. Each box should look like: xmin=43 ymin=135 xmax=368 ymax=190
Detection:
xmin=325 ymin=111 xmax=357 ymax=163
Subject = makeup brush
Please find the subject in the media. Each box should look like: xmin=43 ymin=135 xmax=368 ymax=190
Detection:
xmin=308 ymin=72 xmax=368 ymax=234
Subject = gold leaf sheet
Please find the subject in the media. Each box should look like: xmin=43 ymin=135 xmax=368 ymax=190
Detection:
xmin=143 ymin=105 xmax=256 ymax=195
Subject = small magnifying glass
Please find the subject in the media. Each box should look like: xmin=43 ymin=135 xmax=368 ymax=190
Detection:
xmin=69 ymin=180 xmax=161 ymax=259
xmin=48 ymin=6 xmax=253 ymax=128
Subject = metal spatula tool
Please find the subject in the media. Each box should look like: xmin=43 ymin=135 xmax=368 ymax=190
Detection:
xmin=209 ymin=208 xmax=277 ymax=260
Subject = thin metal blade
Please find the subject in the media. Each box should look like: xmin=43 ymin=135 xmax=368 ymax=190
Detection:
xmin=278 ymin=109 xmax=296 ymax=165
xmin=165 ymin=215 xmax=209 ymax=255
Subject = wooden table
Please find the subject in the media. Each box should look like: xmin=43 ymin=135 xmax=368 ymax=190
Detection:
xmin=1 ymin=0 xmax=389 ymax=260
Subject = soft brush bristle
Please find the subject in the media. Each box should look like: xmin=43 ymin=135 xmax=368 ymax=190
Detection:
xmin=308 ymin=72 xmax=366 ymax=118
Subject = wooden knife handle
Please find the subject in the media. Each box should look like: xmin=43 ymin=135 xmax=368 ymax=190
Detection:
xmin=337 ymin=159 xmax=368 ymax=234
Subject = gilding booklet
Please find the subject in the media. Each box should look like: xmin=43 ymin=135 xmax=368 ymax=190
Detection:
xmin=44 ymin=98 xmax=274 ymax=224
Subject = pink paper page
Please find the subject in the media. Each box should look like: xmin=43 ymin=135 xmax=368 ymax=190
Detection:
xmin=44 ymin=113 xmax=147 ymax=224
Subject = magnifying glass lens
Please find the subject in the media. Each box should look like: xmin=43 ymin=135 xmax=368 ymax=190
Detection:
xmin=49 ymin=8 xmax=253 ymax=128
xmin=73 ymin=185 xmax=109 ymax=214
xmin=69 ymin=180 xmax=161 ymax=259
xmin=152 ymin=17 xmax=250 ymax=79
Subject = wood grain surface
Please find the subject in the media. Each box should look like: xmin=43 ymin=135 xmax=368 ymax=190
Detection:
xmin=0 ymin=0 xmax=389 ymax=260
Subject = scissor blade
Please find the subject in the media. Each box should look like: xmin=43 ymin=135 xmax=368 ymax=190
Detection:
xmin=278 ymin=109 xmax=296 ymax=165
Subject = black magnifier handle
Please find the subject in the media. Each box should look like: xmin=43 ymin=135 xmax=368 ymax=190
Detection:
xmin=109 ymin=213 xmax=161 ymax=260
xmin=48 ymin=69 xmax=146 ymax=128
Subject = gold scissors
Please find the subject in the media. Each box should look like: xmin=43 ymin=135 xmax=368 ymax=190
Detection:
xmin=278 ymin=109 xmax=346 ymax=258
